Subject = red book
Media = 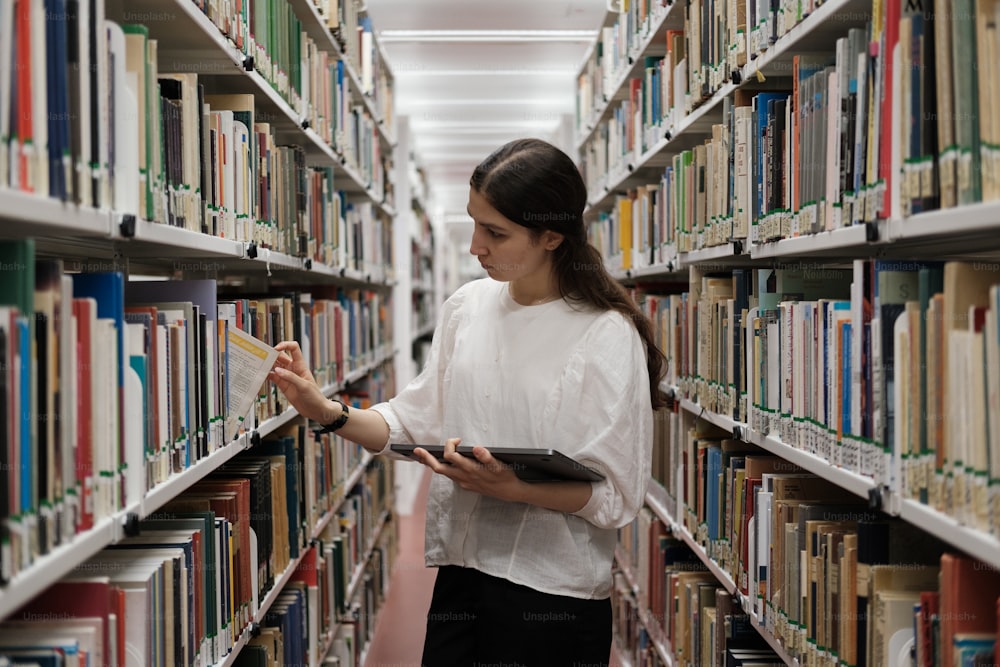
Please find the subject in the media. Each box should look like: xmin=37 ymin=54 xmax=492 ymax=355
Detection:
xmin=939 ymin=553 xmax=1000 ymax=667
xmin=73 ymin=298 xmax=96 ymax=531
xmin=917 ymin=590 xmax=939 ymax=667
xmin=18 ymin=579 xmax=115 ymax=663
xmin=15 ymin=0 xmax=32 ymax=191
xmin=878 ymin=0 xmax=901 ymax=219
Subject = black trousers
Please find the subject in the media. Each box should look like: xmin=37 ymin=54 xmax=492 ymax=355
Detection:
xmin=421 ymin=565 xmax=612 ymax=667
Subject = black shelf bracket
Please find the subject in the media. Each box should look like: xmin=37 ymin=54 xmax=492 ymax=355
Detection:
xmin=304 ymin=258 xmax=313 ymax=270
xmin=865 ymin=220 xmax=879 ymax=242
xmin=243 ymin=55 xmax=254 ymax=72
xmin=301 ymin=119 xmax=311 ymax=130
xmin=250 ymin=431 xmax=262 ymax=449
xmin=731 ymin=70 xmax=742 ymax=85
xmin=867 ymin=486 xmax=883 ymax=512
xmin=246 ymin=241 xmax=258 ymax=259
xmin=123 ymin=512 xmax=141 ymax=537
xmin=665 ymin=130 xmax=673 ymax=141
xmin=119 ymin=214 xmax=137 ymax=238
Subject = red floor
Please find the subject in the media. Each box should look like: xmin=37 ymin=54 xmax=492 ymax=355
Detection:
xmin=363 ymin=469 xmax=624 ymax=667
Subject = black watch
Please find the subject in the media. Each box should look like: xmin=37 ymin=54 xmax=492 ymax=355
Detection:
xmin=319 ymin=398 xmax=350 ymax=433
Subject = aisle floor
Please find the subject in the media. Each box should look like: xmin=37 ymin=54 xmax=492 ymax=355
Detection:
xmin=363 ymin=469 xmax=624 ymax=667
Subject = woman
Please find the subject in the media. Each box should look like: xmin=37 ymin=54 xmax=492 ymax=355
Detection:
xmin=269 ymin=138 xmax=668 ymax=666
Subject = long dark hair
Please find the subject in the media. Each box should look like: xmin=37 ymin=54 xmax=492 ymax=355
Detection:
xmin=470 ymin=138 xmax=669 ymax=410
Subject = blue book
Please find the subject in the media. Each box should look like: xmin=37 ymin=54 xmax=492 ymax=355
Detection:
xmin=706 ymin=444 xmax=723 ymax=541
xmin=841 ymin=321 xmax=852 ymax=437
xmin=751 ymin=92 xmax=789 ymax=222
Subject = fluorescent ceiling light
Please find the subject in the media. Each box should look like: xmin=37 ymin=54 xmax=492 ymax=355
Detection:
xmin=412 ymin=120 xmax=559 ymax=129
xmin=379 ymin=29 xmax=596 ymax=43
xmin=403 ymin=98 xmax=568 ymax=107
xmin=392 ymin=68 xmax=577 ymax=76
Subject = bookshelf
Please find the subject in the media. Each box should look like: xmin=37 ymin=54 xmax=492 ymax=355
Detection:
xmin=0 ymin=0 xmax=404 ymax=664
xmin=582 ymin=0 xmax=1000 ymax=665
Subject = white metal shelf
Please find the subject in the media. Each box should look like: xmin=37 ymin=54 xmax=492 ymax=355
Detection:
xmin=614 ymin=547 xmax=675 ymax=667
xmin=747 ymin=608 xmax=801 ymax=667
xmin=678 ymin=395 xmax=879 ymax=504
xmin=580 ymin=0 xmax=873 ymax=219
xmin=678 ymin=242 xmax=744 ymax=266
xmin=897 ymin=499 xmax=1000 ymax=571
xmin=880 ymin=200 xmax=1000 ymax=257
xmin=574 ymin=3 xmax=680 ymax=152
xmin=749 ymin=430 xmax=880 ymax=502
xmin=645 ymin=481 xmax=799 ymax=666
xmin=0 ymin=351 xmax=393 ymax=622
xmin=131 ymin=0 xmax=391 ymax=203
xmin=342 ymin=511 xmax=392 ymax=607
xmin=0 ymin=516 xmax=119 ymax=620
xmin=284 ymin=0 xmax=395 ymax=149
xmin=672 ymin=391 xmax=1000 ymax=575
xmin=0 ymin=190 xmax=112 ymax=237
xmin=748 ymin=224 xmax=876 ymax=260
xmin=213 ymin=459 xmax=373 ymax=667
xmin=645 ymin=482 xmax=739 ymax=596
xmin=739 ymin=0 xmax=872 ymax=83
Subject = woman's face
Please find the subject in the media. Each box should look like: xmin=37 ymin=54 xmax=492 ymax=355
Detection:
xmin=467 ymin=188 xmax=562 ymax=284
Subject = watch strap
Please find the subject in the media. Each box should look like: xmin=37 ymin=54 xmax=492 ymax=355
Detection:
xmin=319 ymin=398 xmax=350 ymax=433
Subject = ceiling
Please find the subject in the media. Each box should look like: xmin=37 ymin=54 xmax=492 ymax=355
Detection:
xmin=363 ymin=0 xmax=610 ymax=240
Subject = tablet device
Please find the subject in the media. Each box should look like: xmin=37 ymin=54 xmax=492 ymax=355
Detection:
xmin=389 ymin=444 xmax=605 ymax=483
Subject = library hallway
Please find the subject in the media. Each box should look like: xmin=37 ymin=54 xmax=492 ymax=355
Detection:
xmin=363 ymin=468 xmax=624 ymax=667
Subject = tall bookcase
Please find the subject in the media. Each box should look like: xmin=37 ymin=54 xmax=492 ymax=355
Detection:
xmin=0 ymin=1 xmax=402 ymax=665
xmin=579 ymin=1 xmax=1000 ymax=666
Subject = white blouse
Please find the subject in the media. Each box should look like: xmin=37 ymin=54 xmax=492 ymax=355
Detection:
xmin=370 ymin=278 xmax=652 ymax=599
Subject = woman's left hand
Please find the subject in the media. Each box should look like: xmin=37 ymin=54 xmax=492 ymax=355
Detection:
xmin=412 ymin=437 xmax=525 ymax=503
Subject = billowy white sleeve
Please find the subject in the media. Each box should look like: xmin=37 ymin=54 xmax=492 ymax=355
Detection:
xmin=549 ymin=311 xmax=653 ymax=529
xmin=368 ymin=282 xmax=470 ymax=456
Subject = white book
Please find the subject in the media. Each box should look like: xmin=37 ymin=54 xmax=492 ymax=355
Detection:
xmin=988 ymin=287 xmax=1000 ymax=485
xmin=968 ymin=306 xmax=989 ymax=530
xmin=233 ymin=120 xmax=249 ymax=242
xmin=894 ymin=308 xmax=909 ymax=498
xmin=766 ymin=312 xmax=780 ymax=434
xmin=29 ymin=0 xmax=48 ymax=195
xmin=93 ymin=0 xmax=109 ymax=208
xmin=780 ymin=302 xmax=794 ymax=430
xmin=155 ymin=322 xmax=169 ymax=482
xmin=852 ymin=50 xmax=868 ymax=222
xmin=93 ymin=318 xmax=116 ymax=519
xmin=745 ymin=306 xmax=758 ymax=422
xmin=217 ymin=110 xmax=235 ymax=240
xmin=106 ymin=22 xmax=138 ymax=216
xmin=850 ymin=261 xmax=865 ymax=444
xmin=948 ymin=330 xmax=971 ymax=521
xmin=124 ymin=322 xmax=146 ymax=507
xmin=756 ymin=487 xmax=773 ymax=618
xmin=202 ymin=317 xmax=219 ymax=452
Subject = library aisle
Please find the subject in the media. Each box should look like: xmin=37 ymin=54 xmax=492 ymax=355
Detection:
xmin=364 ymin=469 xmax=435 ymax=667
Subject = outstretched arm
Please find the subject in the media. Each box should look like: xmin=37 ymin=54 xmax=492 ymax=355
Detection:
xmin=269 ymin=341 xmax=390 ymax=453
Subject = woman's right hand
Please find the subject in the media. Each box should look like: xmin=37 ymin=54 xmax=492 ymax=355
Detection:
xmin=269 ymin=341 xmax=332 ymax=423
